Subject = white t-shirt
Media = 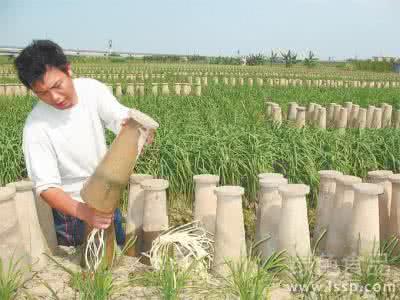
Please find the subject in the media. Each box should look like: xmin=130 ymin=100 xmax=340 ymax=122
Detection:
xmin=23 ymin=78 xmax=130 ymax=202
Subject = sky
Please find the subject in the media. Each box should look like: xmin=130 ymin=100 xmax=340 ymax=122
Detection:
xmin=1 ymin=0 xmax=399 ymax=60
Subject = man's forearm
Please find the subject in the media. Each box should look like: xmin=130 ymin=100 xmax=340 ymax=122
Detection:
xmin=40 ymin=187 xmax=87 ymax=221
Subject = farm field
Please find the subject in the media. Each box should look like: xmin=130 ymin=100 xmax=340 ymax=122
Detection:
xmin=2 ymin=61 xmax=400 ymax=299
xmin=2 ymin=63 xmax=400 ymax=208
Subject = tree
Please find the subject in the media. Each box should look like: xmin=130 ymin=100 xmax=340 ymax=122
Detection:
xmin=303 ymin=51 xmax=319 ymax=68
xmin=269 ymin=50 xmax=278 ymax=65
xmin=246 ymin=53 xmax=267 ymax=66
xmin=281 ymin=50 xmax=298 ymax=68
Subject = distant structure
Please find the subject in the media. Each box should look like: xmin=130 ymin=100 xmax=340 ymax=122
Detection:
xmin=108 ymin=39 xmax=113 ymax=56
xmin=0 ymin=45 xmax=181 ymax=59
xmin=394 ymin=63 xmax=400 ymax=74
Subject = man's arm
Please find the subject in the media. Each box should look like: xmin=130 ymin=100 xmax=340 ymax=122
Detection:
xmin=94 ymin=79 xmax=130 ymax=135
xmin=94 ymin=79 xmax=157 ymax=150
xmin=40 ymin=188 xmax=113 ymax=229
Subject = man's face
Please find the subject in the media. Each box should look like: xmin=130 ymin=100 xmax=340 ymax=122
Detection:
xmin=31 ymin=64 xmax=77 ymax=110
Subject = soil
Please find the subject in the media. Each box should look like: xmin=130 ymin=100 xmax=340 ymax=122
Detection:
xmin=20 ymin=246 xmax=158 ymax=299
xmin=19 ymin=245 xmax=295 ymax=299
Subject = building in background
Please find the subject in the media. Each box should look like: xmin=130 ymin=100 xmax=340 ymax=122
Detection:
xmin=394 ymin=63 xmax=400 ymax=74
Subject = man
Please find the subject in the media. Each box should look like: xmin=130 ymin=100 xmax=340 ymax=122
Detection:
xmin=15 ymin=40 xmax=155 ymax=247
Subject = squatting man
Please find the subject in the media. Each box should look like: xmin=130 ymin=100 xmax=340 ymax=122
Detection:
xmin=15 ymin=40 xmax=155 ymax=247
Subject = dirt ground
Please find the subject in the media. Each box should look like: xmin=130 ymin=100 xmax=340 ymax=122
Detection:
xmin=19 ymin=245 xmax=294 ymax=300
xmin=20 ymin=246 xmax=160 ymax=300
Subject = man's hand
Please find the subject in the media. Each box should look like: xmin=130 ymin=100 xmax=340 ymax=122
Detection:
xmin=121 ymin=118 xmax=156 ymax=153
xmin=145 ymin=129 xmax=156 ymax=145
xmin=79 ymin=204 xmax=113 ymax=230
xmin=121 ymin=118 xmax=129 ymax=127
xmin=40 ymin=187 xmax=113 ymax=230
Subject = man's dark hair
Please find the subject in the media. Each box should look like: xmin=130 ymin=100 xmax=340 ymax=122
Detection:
xmin=14 ymin=40 xmax=69 ymax=89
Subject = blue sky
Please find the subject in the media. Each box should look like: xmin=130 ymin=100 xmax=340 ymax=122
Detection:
xmin=1 ymin=0 xmax=399 ymax=60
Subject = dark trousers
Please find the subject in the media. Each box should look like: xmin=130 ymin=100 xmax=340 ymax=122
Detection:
xmin=52 ymin=208 xmax=125 ymax=247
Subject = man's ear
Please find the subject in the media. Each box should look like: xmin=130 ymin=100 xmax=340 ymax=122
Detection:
xmin=66 ymin=63 xmax=73 ymax=77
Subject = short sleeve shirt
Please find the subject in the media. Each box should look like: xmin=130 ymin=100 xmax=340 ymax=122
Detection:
xmin=22 ymin=78 xmax=129 ymax=202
